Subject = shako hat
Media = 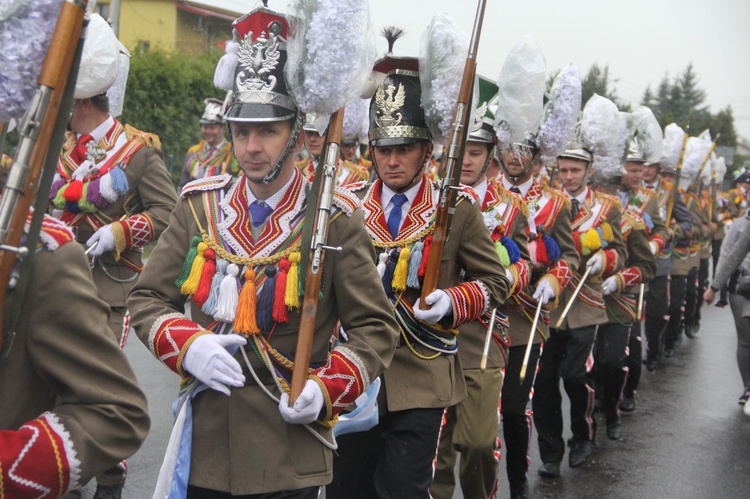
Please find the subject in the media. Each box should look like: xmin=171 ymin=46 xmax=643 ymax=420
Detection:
xmin=200 ymin=97 xmax=224 ymax=124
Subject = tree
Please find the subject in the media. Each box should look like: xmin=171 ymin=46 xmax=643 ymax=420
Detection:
xmin=641 ymin=85 xmax=655 ymax=108
xmin=580 ymin=64 xmax=630 ymax=111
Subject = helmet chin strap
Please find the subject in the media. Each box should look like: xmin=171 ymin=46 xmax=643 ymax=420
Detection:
xmin=249 ymin=111 xmax=305 ymax=185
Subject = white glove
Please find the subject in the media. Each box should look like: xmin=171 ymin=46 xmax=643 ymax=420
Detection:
xmin=533 ymin=278 xmax=555 ymax=305
xmin=182 ymin=334 xmax=246 ymax=395
xmin=279 ymin=379 xmax=324 ymax=424
xmin=413 ymin=289 xmax=453 ymax=324
xmin=602 ymin=275 xmax=619 ymax=296
xmin=649 ymin=241 xmax=659 ymax=256
xmin=505 ymin=268 xmax=515 ymax=287
xmin=86 ymin=224 xmax=116 ymax=257
xmin=586 ymin=251 xmax=605 ymax=275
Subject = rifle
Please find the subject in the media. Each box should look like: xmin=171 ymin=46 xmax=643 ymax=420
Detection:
xmin=290 ymin=109 xmax=344 ymax=403
xmin=0 ymin=1 xmax=88 ymax=355
xmin=419 ymin=0 xmax=487 ymax=308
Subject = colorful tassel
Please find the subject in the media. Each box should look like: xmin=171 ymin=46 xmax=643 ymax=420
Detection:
xmin=643 ymin=213 xmax=654 ymax=230
xmin=286 ymin=252 xmax=301 ymax=310
xmin=202 ymin=259 xmax=227 ymax=317
xmin=175 ymin=236 xmax=201 ymax=289
xmin=99 ymin=172 xmax=117 ymax=202
xmin=583 ymin=228 xmax=602 ymax=252
xmin=495 ymin=241 xmax=511 ymax=267
xmin=181 ymin=242 xmax=208 ymax=295
xmin=63 ymin=179 xmax=83 ymax=203
xmin=49 ymin=177 xmax=66 ymax=201
xmin=543 ymin=234 xmax=561 ymax=262
xmin=235 ymin=268 xmax=260 ymax=335
xmin=501 ymin=235 xmax=521 ymax=264
xmin=392 ymin=247 xmax=410 ymax=293
xmin=87 ymin=178 xmax=109 ymax=209
xmin=257 ymin=265 xmax=277 ymax=331
xmin=600 ymin=222 xmax=614 ymax=243
xmin=193 ymin=248 xmax=216 ymax=307
xmin=110 ymin=165 xmax=129 ymax=195
xmin=376 ymin=251 xmax=389 ymax=278
xmin=214 ymin=263 xmax=240 ymax=322
xmin=381 ymin=249 xmax=399 ymax=297
xmin=274 ymin=258 xmax=291 ymax=323
xmin=52 ymin=183 xmax=67 ymax=209
xmin=77 ymin=182 xmax=97 ymax=212
xmin=418 ymin=235 xmax=433 ymax=278
xmin=407 ymin=241 xmax=423 ymax=288
xmin=535 ymin=236 xmax=549 ymax=265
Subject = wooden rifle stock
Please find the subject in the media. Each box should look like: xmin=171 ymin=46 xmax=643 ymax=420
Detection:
xmin=419 ymin=0 xmax=487 ymax=309
xmin=290 ymin=109 xmax=345 ymax=404
xmin=0 ymin=1 xmax=87 ymax=353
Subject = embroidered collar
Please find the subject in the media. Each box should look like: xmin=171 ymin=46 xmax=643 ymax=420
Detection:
xmin=362 ymin=175 xmax=435 ymax=244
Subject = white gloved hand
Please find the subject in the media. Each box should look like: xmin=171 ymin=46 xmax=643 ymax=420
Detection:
xmin=505 ymin=268 xmax=515 ymax=287
xmin=648 ymin=241 xmax=659 ymax=256
xmin=279 ymin=379 xmax=324 ymax=424
xmin=533 ymin=278 xmax=556 ymax=305
xmin=86 ymin=224 xmax=116 ymax=257
xmin=586 ymin=251 xmax=605 ymax=275
xmin=602 ymin=275 xmax=619 ymax=296
xmin=413 ymin=290 xmax=453 ymax=324
xmin=182 ymin=334 xmax=247 ymax=395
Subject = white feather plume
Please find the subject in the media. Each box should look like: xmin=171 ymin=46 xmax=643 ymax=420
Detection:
xmin=419 ymin=12 xmax=469 ymax=145
xmin=661 ymin=123 xmax=687 ymax=171
xmin=286 ymin=0 xmax=377 ymax=123
xmin=0 ymin=0 xmax=64 ymax=122
xmin=493 ymin=36 xmax=547 ymax=150
xmin=630 ymin=106 xmax=663 ymax=164
xmin=714 ymin=156 xmax=727 ymax=185
xmin=581 ymin=94 xmax=629 ymax=182
xmin=538 ymin=64 xmax=582 ymax=164
xmin=342 ymin=98 xmax=369 ymax=142
xmin=679 ymin=136 xmax=712 ymax=191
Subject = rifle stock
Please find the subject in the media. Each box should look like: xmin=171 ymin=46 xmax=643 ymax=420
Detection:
xmin=418 ymin=0 xmax=486 ymax=309
xmin=290 ymin=109 xmax=344 ymax=404
xmin=0 ymin=1 xmax=87 ymax=353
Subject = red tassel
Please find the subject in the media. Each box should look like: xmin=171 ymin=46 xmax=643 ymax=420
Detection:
xmin=273 ymin=258 xmax=290 ymax=323
xmin=418 ymin=235 xmax=433 ymax=278
xmin=193 ymin=249 xmax=216 ymax=307
xmin=536 ymin=235 xmax=549 ymax=265
xmin=63 ymin=180 xmax=84 ymax=203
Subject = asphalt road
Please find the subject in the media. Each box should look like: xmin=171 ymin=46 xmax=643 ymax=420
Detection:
xmin=103 ymin=300 xmax=749 ymax=498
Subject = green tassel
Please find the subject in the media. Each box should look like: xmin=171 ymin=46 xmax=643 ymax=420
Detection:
xmin=175 ymin=236 xmax=202 ymax=289
xmin=495 ymin=241 xmax=510 ymax=267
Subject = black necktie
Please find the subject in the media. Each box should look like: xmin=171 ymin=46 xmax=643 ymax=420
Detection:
xmin=571 ymin=198 xmax=580 ymax=218
xmin=509 ymin=186 xmax=522 ymax=195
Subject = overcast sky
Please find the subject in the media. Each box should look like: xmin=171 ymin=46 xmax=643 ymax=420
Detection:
xmin=260 ymin=0 xmax=750 ymax=141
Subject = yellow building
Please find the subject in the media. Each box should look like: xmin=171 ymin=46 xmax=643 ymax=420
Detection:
xmin=95 ymin=0 xmax=249 ymax=54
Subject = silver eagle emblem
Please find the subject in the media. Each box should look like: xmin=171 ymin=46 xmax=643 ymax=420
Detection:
xmin=236 ymin=29 xmax=281 ymax=92
xmin=374 ymin=83 xmax=406 ymax=128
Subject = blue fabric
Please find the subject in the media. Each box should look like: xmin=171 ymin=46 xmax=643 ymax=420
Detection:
xmin=501 ymin=235 xmax=521 ymax=264
xmin=387 ymin=194 xmax=408 ymax=238
xmin=249 ymin=200 xmax=274 ymax=227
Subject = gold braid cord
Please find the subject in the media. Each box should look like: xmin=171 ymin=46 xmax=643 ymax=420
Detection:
xmin=188 ymin=197 xmax=300 ymax=266
xmin=373 ymin=223 xmax=435 ymax=250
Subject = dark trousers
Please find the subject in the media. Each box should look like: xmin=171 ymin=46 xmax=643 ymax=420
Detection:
xmin=593 ymin=323 xmax=631 ymax=422
xmin=623 ymin=324 xmax=642 ymax=398
xmin=684 ymin=259 xmax=709 ymax=329
xmin=328 ymin=407 xmax=444 ymax=499
xmin=645 ymin=275 xmax=670 ymax=361
xmin=532 ymin=326 xmax=597 ymax=464
xmin=501 ymin=344 xmax=541 ymax=486
xmin=664 ymin=275 xmax=688 ymax=349
xmin=187 ymin=486 xmax=319 ymax=499
xmin=713 ymin=239 xmax=729 ymax=303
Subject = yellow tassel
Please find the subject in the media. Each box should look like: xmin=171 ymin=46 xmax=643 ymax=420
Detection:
xmin=583 ymin=228 xmax=602 ymax=252
xmin=181 ymin=242 xmax=207 ymax=295
xmin=600 ymin=222 xmax=614 ymax=243
xmin=392 ymin=247 xmax=411 ymax=293
xmin=235 ymin=268 xmax=260 ymax=335
xmin=109 ymin=222 xmax=126 ymax=261
xmin=286 ymin=252 xmax=301 ymax=310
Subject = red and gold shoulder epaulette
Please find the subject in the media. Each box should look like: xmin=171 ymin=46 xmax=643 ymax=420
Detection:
xmin=295 ymin=158 xmax=310 ymax=170
xmin=332 ymin=185 xmax=361 ymax=217
xmin=496 ymin=182 xmax=530 ymax=218
xmin=456 ymin=184 xmax=478 ymax=204
xmin=345 ymin=180 xmax=369 ymax=193
xmin=31 ymin=213 xmax=75 ymax=251
xmin=124 ymin=124 xmax=162 ymax=151
xmin=621 ymin=210 xmax=646 ymax=237
xmin=180 ymin=173 xmax=234 ymax=198
xmin=542 ymin=183 xmax=572 ymax=210
xmin=596 ymin=191 xmax=623 ymax=214
xmin=342 ymin=159 xmax=369 ymax=181
xmin=186 ymin=141 xmax=204 ymax=154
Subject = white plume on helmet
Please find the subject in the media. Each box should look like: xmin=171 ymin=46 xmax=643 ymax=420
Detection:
xmin=660 ymin=123 xmax=687 ymax=174
xmin=580 ymin=94 xmax=630 ymax=184
xmin=75 ymin=13 xmax=120 ymax=100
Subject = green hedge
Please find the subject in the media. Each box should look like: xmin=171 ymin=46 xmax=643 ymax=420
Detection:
xmin=120 ymin=49 xmax=224 ymax=186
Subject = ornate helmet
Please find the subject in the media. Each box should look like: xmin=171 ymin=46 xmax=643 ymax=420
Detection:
xmin=367 ymin=28 xmax=430 ymax=147
xmin=200 ymin=98 xmax=224 ymax=124
xmin=468 ymin=76 xmax=498 ymax=145
xmin=558 ymin=122 xmax=592 ymax=163
xmin=626 ymin=136 xmax=645 ymax=163
xmin=303 ymin=112 xmax=324 ymax=133
xmin=218 ymin=7 xmax=297 ymax=123
xmin=628 ymin=106 xmax=662 ymax=165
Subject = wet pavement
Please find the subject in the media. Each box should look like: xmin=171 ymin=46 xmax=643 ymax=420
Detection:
xmin=110 ymin=301 xmax=750 ymax=498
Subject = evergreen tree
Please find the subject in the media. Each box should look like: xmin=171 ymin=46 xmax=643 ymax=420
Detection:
xmin=641 ymin=85 xmax=654 ymax=108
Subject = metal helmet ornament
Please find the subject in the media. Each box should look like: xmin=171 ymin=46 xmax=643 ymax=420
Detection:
xmin=213 ymin=3 xmax=304 ymax=184
xmin=468 ymin=75 xmax=498 ymax=145
xmin=200 ymin=97 xmax=224 ymax=125
xmin=558 ymin=120 xmax=592 ymax=164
